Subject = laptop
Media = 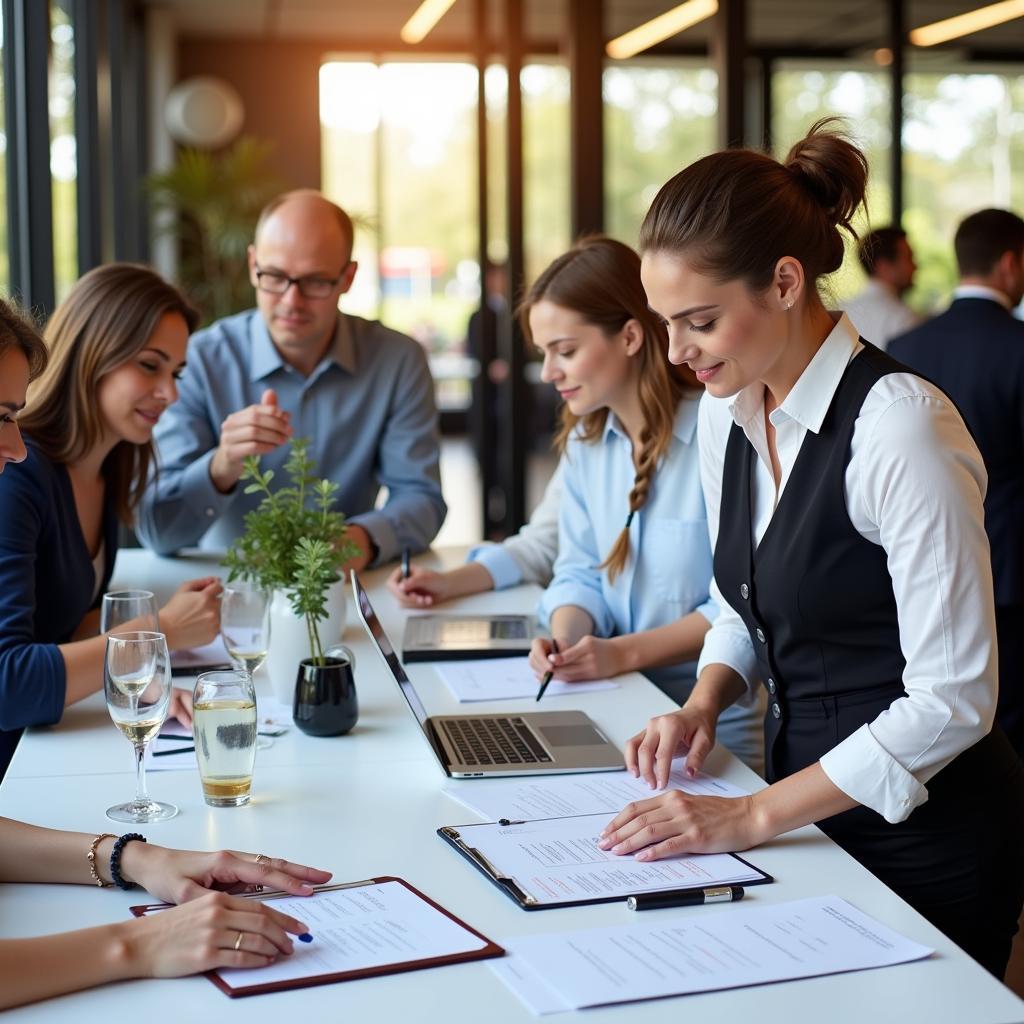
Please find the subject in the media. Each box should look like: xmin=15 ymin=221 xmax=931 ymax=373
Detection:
xmin=402 ymin=613 xmax=540 ymax=662
xmin=352 ymin=572 xmax=623 ymax=778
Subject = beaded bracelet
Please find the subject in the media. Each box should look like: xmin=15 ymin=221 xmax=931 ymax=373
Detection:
xmin=87 ymin=833 xmax=117 ymax=887
xmin=109 ymin=832 xmax=147 ymax=890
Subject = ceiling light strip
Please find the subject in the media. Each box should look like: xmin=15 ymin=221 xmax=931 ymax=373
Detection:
xmin=400 ymin=0 xmax=459 ymax=45
xmin=606 ymin=0 xmax=719 ymax=60
xmin=909 ymin=0 xmax=1024 ymax=47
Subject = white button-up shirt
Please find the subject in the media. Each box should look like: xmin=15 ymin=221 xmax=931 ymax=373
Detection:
xmin=697 ymin=313 xmax=997 ymax=823
xmin=842 ymin=279 xmax=919 ymax=350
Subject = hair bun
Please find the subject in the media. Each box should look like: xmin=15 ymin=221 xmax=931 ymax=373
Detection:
xmin=784 ymin=117 xmax=868 ymax=233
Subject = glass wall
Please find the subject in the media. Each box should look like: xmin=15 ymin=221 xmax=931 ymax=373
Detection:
xmin=0 ymin=7 xmax=7 ymax=294
xmin=50 ymin=0 xmax=77 ymax=302
xmin=604 ymin=62 xmax=717 ymax=246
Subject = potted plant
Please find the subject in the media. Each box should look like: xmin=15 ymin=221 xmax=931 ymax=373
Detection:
xmin=223 ymin=439 xmax=359 ymax=712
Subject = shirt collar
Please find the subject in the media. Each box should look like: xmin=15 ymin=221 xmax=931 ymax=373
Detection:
xmin=602 ymin=393 xmax=700 ymax=445
xmin=248 ymin=311 xmax=357 ymax=383
xmin=952 ymin=284 xmax=1013 ymax=311
xmin=728 ymin=312 xmax=861 ymax=435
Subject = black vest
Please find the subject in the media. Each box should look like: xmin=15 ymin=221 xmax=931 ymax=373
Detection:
xmin=715 ymin=344 xmax=915 ymax=782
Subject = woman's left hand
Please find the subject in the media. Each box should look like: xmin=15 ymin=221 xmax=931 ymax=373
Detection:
xmin=122 ymin=844 xmax=333 ymax=905
xmin=597 ymin=792 xmax=768 ymax=861
xmin=544 ymin=635 xmax=628 ymax=682
xmin=167 ymin=687 xmax=193 ymax=729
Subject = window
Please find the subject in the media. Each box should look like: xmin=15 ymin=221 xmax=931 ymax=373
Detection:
xmin=50 ymin=0 xmax=77 ymax=302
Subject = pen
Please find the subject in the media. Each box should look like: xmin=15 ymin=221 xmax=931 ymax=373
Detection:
xmin=401 ymin=546 xmax=411 ymax=580
xmin=171 ymin=663 xmax=232 ymax=677
xmin=154 ymin=746 xmax=195 ymax=757
xmin=535 ymin=639 xmax=559 ymax=702
xmin=626 ymin=885 xmax=745 ymax=911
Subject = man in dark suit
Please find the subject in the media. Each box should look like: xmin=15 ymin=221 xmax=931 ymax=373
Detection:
xmin=890 ymin=208 xmax=1024 ymax=759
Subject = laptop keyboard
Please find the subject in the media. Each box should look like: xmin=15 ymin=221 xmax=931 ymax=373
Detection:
xmin=440 ymin=716 xmax=552 ymax=766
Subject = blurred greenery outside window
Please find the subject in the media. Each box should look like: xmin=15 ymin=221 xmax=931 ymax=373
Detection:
xmin=320 ymin=59 xmax=570 ymax=413
xmin=50 ymin=0 xmax=76 ymax=304
xmin=0 ymin=7 xmax=7 ymax=294
xmin=604 ymin=62 xmax=716 ymax=247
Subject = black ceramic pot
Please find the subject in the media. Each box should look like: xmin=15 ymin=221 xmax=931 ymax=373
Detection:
xmin=292 ymin=646 xmax=359 ymax=737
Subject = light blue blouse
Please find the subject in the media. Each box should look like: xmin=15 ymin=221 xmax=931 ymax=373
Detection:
xmin=538 ymin=393 xmax=716 ymax=693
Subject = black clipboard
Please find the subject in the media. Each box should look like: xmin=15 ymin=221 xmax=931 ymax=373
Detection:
xmin=438 ymin=816 xmax=773 ymax=911
xmin=131 ymin=877 xmax=504 ymax=997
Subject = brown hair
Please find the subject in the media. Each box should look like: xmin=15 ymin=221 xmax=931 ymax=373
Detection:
xmin=20 ymin=263 xmax=199 ymax=525
xmin=0 ymin=298 xmax=47 ymax=381
xmin=519 ymin=236 xmax=688 ymax=582
xmin=858 ymin=226 xmax=908 ymax=276
xmin=954 ymin=208 xmax=1024 ymax=277
xmin=639 ymin=118 xmax=868 ymax=293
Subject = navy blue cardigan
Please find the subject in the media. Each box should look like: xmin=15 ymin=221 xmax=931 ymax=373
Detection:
xmin=0 ymin=442 xmax=117 ymax=774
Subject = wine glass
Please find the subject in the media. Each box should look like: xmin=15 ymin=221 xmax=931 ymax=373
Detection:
xmin=221 ymin=583 xmax=272 ymax=746
xmin=104 ymin=630 xmax=178 ymax=822
xmin=101 ymin=589 xmax=159 ymax=634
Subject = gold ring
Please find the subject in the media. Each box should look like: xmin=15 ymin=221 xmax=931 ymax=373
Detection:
xmin=234 ymin=930 xmax=244 ymax=951
xmin=255 ymin=853 xmax=270 ymax=866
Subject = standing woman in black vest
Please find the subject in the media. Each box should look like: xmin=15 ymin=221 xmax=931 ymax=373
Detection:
xmin=598 ymin=119 xmax=1024 ymax=978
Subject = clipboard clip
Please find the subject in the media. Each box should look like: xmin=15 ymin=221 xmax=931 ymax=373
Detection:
xmin=440 ymin=827 xmax=538 ymax=907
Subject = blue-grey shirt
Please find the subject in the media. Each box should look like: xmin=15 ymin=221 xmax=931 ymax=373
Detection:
xmin=137 ymin=309 xmax=446 ymax=563
xmin=538 ymin=394 xmax=717 ymax=691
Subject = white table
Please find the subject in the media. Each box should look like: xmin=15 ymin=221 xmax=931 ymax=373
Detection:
xmin=1 ymin=548 xmax=1022 ymax=1023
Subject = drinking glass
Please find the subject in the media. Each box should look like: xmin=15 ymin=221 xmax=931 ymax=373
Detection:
xmin=193 ymin=670 xmax=258 ymax=807
xmin=221 ymin=583 xmax=272 ymax=747
xmin=104 ymin=630 xmax=177 ymax=822
xmin=101 ymin=589 xmax=159 ymax=634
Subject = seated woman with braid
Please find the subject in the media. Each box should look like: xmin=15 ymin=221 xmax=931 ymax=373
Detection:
xmin=525 ymin=237 xmax=763 ymax=772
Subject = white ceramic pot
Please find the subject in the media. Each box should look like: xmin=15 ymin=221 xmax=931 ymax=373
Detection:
xmin=265 ymin=579 xmax=347 ymax=707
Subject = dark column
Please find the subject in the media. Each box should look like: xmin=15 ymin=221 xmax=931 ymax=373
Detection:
xmin=753 ymin=56 xmax=773 ymax=152
xmin=713 ymin=0 xmax=747 ymax=149
xmin=502 ymin=0 xmax=528 ymax=533
xmin=888 ymin=0 xmax=905 ymax=225
xmin=3 ymin=0 xmax=55 ymax=313
xmin=72 ymin=0 xmax=102 ymax=273
xmin=568 ymin=0 xmax=603 ymax=237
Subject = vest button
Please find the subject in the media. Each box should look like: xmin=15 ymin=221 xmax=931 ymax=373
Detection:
xmin=740 ymin=583 xmax=749 ymax=600
xmin=771 ymin=702 xmax=782 ymax=719
xmin=766 ymin=678 xmax=777 ymax=695
xmin=756 ymin=627 xmax=766 ymax=644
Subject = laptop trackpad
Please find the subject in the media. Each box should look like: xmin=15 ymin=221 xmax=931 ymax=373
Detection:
xmin=537 ymin=724 xmax=605 ymax=747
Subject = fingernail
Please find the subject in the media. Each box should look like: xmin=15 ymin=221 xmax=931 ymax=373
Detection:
xmin=300 ymin=883 xmax=314 ymax=891
xmin=597 ymin=839 xmax=610 ymax=849
xmin=687 ymin=767 xmax=696 ymax=778
xmin=635 ymin=851 xmax=652 ymax=862
xmin=298 ymin=933 xmax=313 ymax=943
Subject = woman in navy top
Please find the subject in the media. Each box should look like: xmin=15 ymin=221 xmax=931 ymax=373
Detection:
xmin=524 ymin=237 xmax=762 ymax=770
xmin=0 ymin=265 xmax=223 ymax=775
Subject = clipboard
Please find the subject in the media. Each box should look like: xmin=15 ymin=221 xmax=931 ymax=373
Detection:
xmin=439 ymin=816 xmax=773 ymax=911
xmin=131 ymin=876 xmax=504 ymax=997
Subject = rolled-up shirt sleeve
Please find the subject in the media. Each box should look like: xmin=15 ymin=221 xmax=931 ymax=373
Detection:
xmin=537 ymin=450 xmax=615 ymax=637
xmin=819 ymin=391 xmax=996 ymax=823
xmin=695 ymin=393 xmax=760 ymax=704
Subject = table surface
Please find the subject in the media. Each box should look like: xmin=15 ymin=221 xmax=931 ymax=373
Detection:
xmin=2 ymin=548 xmax=1022 ymax=1023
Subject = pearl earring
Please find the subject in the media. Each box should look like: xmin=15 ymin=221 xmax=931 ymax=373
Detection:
xmin=784 ymin=299 xmax=794 ymax=310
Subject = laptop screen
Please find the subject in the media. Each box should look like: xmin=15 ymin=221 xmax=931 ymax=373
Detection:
xmin=350 ymin=571 xmax=430 ymax=727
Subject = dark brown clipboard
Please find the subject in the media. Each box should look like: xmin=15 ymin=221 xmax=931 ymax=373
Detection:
xmin=130 ymin=876 xmax=504 ymax=998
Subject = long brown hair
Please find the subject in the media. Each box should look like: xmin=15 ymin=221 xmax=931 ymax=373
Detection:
xmin=639 ymin=117 xmax=868 ymax=291
xmin=0 ymin=298 xmax=47 ymax=381
xmin=519 ymin=236 xmax=688 ymax=582
xmin=20 ymin=263 xmax=199 ymax=524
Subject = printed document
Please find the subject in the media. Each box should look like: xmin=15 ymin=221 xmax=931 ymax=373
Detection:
xmin=491 ymin=895 xmax=933 ymax=1013
xmin=213 ymin=882 xmax=489 ymax=989
xmin=435 ymin=657 xmax=617 ymax=702
xmin=445 ymin=759 xmax=749 ymax=821
xmin=453 ymin=814 xmax=764 ymax=904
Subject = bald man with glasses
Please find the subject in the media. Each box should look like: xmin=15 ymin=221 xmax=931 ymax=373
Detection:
xmin=138 ymin=190 xmax=446 ymax=569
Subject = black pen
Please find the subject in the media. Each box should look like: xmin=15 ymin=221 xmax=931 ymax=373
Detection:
xmin=154 ymin=746 xmax=195 ymax=757
xmin=626 ymin=885 xmax=745 ymax=911
xmin=535 ymin=639 xmax=560 ymax=702
xmin=401 ymin=546 xmax=411 ymax=580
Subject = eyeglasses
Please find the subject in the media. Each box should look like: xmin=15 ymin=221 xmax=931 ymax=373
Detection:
xmin=254 ymin=263 xmax=351 ymax=299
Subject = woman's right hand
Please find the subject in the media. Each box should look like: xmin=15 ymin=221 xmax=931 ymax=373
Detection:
xmin=386 ymin=566 xmax=453 ymax=608
xmin=625 ymin=703 xmax=719 ymax=790
xmin=125 ymin=890 xmax=308 ymax=978
xmin=159 ymin=577 xmax=222 ymax=650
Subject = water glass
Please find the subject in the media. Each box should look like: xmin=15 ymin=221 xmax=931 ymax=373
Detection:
xmin=193 ymin=670 xmax=257 ymax=807
xmin=101 ymin=589 xmax=159 ymax=634
xmin=104 ymin=630 xmax=177 ymax=823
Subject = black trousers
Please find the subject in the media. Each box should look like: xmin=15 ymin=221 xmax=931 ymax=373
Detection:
xmin=777 ymin=720 xmax=1024 ymax=979
xmin=996 ymin=603 xmax=1024 ymax=760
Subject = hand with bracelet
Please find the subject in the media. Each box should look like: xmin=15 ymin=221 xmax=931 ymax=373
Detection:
xmin=0 ymin=816 xmax=332 ymax=1010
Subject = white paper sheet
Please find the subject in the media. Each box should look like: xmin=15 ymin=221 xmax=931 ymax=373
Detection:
xmin=435 ymin=657 xmax=618 ymax=702
xmin=444 ymin=758 xmax=749 ymax=821
xmin=170 ymin=636 xmax=232 ymax=672
xmin=212 ymin=881 xmax=490 ymax=989
xmin=449 ymin=814 xmax=764 ymax=904
xmin=493 ymin=895 xmax=933 ymax=1013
